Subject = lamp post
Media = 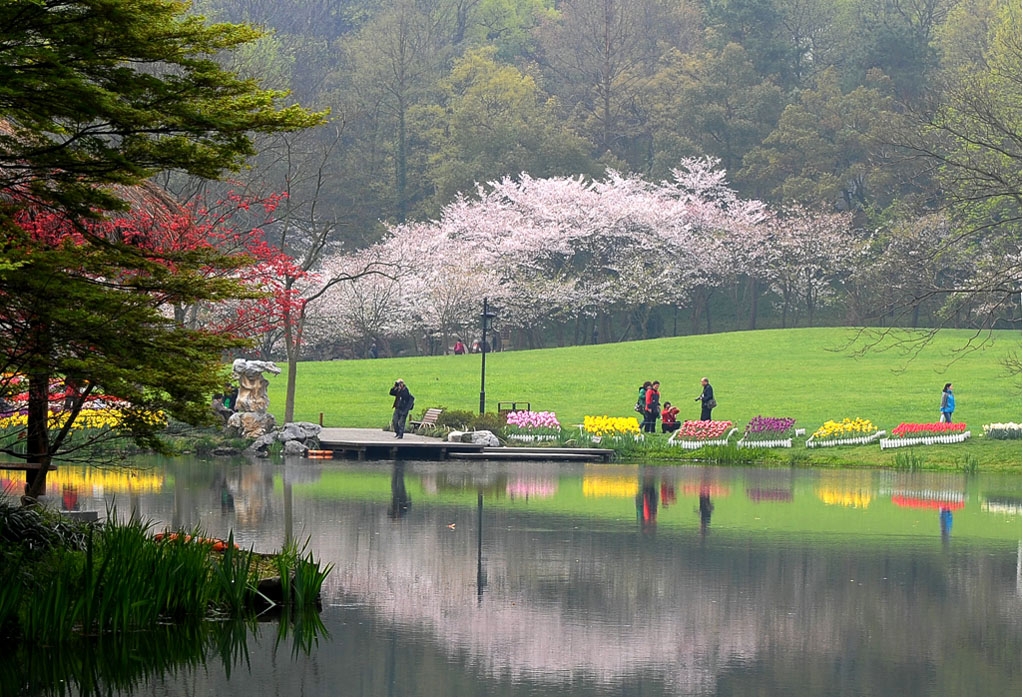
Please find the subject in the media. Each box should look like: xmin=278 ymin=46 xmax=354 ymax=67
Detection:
xmin=479 ymin=297 xmax=496 ymax=414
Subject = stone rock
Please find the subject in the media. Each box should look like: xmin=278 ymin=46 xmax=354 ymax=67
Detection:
xmin=231 ymin=358 xmax=280 ymax=413
xmin=294 ymin=421 xmax=322 ymax=438
xmin=447 ymin=431 xmax=467 ymax=442
xmin=210 ymin=446 xmax=241 ymax=457
xmin=280 ymin=422 xmax=322 ymax=442
xmin=282 ymin=440 xmax=308 ymax=456
xmin=468 ymin=430 xmax=500 ymax=447
xmin=228 ymin=411 xmax=277 ymax=440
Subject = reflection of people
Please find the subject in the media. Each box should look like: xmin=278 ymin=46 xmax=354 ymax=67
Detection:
xmin=636 ymin=474 xmax=658 ymax=531
xmin=644 ymin=380 xmax=661 ymax=434
xmin=62 ymin=484 xmax=79 ymax=511
xmin=695 ymin=377 xmax=715 ymax=421
xmin=389 ymin=379 xmax=415 ymax=439
xmin=660 ymin=478 xmax=676 ymax=507
xmin=661 ymin=402 xmax=680 ymax=433
xmin=388 ymin=461 xmax=412 ymax=518
xmin=699 ymin=489 xmax=714 ymax=535
xmin=939 ymin=383 xmax=955 ymax=423
xmin=940 ymin=506 xmax=953 ymax=541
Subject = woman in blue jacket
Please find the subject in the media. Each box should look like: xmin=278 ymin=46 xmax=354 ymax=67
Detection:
xmin=939 ymin=383 xmax=955 ymax=423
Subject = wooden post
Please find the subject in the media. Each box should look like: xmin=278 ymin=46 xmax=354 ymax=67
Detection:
xmin=319 ymin=412 xmax=323 ymax=426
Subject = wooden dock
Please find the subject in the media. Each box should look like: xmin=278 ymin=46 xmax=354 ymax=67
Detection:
xmin=318 ymin=428 xmax=485 ymax=460
xmin=317 ymin=428 xmax=614 ymax=462
xmin=450 ymin=446 xmax=613 ymax=462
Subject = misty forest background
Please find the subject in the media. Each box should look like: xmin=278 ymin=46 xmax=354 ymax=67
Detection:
xmin=171 ymin=0 xmax=1022 ymax=358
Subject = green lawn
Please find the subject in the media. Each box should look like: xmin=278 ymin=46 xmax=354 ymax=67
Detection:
xmin=265 ymin=327 xmax=1022 ymax=468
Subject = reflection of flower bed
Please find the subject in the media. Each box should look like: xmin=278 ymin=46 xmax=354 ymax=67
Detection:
xmin=982 ymin=495 xmax=1022 ymax=515
xmin=669 ymin=421 xmax=736 ymax=449
xmin=880 ymin=423 xmax=970 ymax=449
xmin=506 ymin=476 xmax=558 ymax=499
xmin=583 ymin=475 xmax=638 ymax=498
xmin=816 ymin=487 xmax=872 ymax=508
xmin=807 ymin=418 xmax=883 ymax=448
xmin=738 ymin=416 xmax=796 ymax=448
xmin=891 ymin=495 xmax=965 ymax=510
xmin=983 ymin=422 xmax=1022 ymax=440
xmin=745 ymin=488 xmax=792 ymax=502
xmin=680 ymin=483 xmax=731 ymax=497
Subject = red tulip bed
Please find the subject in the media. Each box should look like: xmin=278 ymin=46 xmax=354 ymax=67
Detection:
xmin=668 ymin=420 xmax=737 ymax=450
xmin=880 ymin=422 xmax=971 ymax=449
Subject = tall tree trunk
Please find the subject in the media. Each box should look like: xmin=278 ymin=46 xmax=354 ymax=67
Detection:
xmin=283 ymin=309 xmax=304 ymax=424
xmin=24 ymin=318 xmax=52 ymax=500
xmin=747 ymin=278 xmax=759 ymax=331
xmin=396 ymin=100 xmax=407 ymax=222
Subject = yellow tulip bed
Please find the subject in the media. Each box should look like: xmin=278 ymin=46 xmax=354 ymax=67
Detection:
xmin=0 ymin=408 xmax=165 ymax=433
xmin=807 ymin=417 xmax=884 ymax=448
xmin=582 ymin=415 xmax=641 ymax=438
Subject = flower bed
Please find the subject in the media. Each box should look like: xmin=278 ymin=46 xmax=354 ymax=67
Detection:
xmin=669 ymin=421 xmax=737 ymax=449
xmin=582 ymin=415 xmax=640 ymax=436
xmin=806 ymin=417 xmax=884 ymax=448
xmin=0 ymin=406 xmax=165 ymax=432
xmin=581 ymin=415 xmax=641 ymax=443
xmin=505 ymin=410 xmax=561 ymax=442
xmin=983 ymin=422 xmax=1022 ymax=440
xmin=880 ymin=423 xmax=970 ymax=449
xmin=891 ymin=422 xmax=967 ymax=438
xmin=738 ymin=416 xmax=796 ymax=448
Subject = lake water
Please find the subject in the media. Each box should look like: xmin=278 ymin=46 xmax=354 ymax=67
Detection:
xmin=8 ymin=457 xmax=1022 ymax=696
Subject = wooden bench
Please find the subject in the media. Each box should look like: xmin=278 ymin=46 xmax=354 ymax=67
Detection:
xmin=409 ymin=408 xmax=443 ymax=431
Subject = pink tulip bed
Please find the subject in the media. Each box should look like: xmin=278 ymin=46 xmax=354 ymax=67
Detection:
xmin=505 ymin=410 xmax=562 ymax=442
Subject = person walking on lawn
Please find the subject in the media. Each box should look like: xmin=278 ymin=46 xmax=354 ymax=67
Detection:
xmin=940 ymin=383 xmax=955 ymax=423
xmin=389 ymin=379 xmax=415 ymax=438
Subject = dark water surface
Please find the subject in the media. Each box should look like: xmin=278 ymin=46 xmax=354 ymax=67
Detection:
xmin=11 ymin=458 xmax=1022 ymax=696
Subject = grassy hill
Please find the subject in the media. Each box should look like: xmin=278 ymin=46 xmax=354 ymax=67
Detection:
xmin=267 ymin=327 xmax=1022 ymax=434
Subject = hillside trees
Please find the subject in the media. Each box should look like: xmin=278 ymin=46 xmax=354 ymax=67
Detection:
xmin=883 ymin=0 xmax=1022 ymax=343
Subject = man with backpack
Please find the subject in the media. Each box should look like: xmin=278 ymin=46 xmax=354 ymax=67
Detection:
xmin=389 ymin=379 xmax=415 ymax=438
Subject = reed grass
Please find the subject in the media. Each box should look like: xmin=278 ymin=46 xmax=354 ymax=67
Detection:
xmin=0 ymin=503 xmax=331 ymax=644
xmin=893 ymin=451 xmax=926 ymax=471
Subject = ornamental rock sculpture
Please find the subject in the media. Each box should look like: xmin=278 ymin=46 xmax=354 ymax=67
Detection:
xmin=226 ymin=358 xmax=281 ymax=439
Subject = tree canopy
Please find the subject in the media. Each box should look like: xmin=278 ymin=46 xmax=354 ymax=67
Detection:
xmin=0 ymin=0 xmax=323 ymax=498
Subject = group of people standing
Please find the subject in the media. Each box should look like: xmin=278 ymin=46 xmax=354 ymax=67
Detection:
xmin=452 ymin=335 xmax=500 ymax=355
xmin=636 ymin=378 xmax=715 ymax=433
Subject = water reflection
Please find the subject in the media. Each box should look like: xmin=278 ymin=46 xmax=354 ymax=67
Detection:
xmin=1 ymin=617 xmax=326 ymax=697
xmin=7 ymin=458 xmax=1022 ymax=695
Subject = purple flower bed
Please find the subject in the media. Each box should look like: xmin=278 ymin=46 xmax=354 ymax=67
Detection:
xmin=744 ymin=415 xmax=796 ymax=440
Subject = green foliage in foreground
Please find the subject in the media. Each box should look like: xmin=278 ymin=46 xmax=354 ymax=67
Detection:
xmin=270 ymin=328 xmax=1021 ymax=430
xmin=0 ymin=502 xmax=329 ymax=644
